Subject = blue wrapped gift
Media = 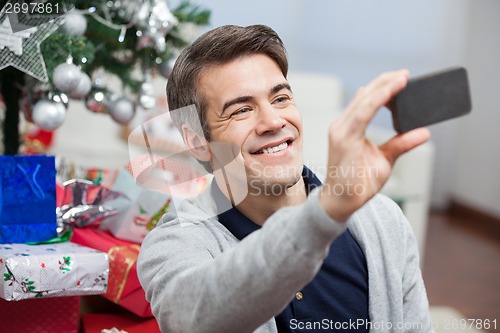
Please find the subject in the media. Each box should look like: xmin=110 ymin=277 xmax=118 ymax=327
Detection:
xmin=0 ymin=155 xmax=57 ymax=243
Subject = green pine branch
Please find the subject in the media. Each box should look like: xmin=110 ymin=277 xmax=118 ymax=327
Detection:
xmin=40 ymin=32 xmax=96 ymax=82
xmin=43 ymin=0 xmax=209 ymax=91
xmin=30 ymin=0 xmax=210 ymax=92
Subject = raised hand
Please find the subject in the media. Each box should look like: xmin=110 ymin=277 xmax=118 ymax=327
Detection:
xmin=319 ymin=70 xmax=431 ymax=221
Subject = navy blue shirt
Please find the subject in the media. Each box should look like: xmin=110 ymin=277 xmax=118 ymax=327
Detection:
xmin=215 ymin=167 xmax=369 ymax=332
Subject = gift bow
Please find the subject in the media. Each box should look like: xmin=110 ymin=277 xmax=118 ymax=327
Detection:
xmin=106 ymin=245 xmax=140 ymax=303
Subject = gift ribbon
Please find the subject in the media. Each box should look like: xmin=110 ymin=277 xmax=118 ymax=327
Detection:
xmin=106 ymin=245 xmax=140 ymax=303
xmin=25 ymin=231 xmax=73 ymax=245
xmin=16 ymin=163 xmax=45 ymax=199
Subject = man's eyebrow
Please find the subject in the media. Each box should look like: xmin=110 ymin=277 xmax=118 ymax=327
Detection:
xmin=271 ymin=83 xmax=292 ymax=95
xmin=220 ymin=83 xmax=292 ymax=115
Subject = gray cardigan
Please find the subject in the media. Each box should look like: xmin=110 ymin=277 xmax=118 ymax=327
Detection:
xmin=137 ymin=187 xmax=433 ymax=333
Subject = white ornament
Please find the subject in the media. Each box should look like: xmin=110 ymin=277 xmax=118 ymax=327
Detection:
xmin=135 ymin=0 xmax=178 ymax=51
xmin=32 ymin=99 xmax=66 ymax=131
xmin=70 ymin=72 xmax=92 ymax=99
xmin=108 ymin=96 xmax=135 ymax=124
xmin=53 ymin=63 xmax=82 ymax=93
xmin=62 ymin=11 xmax=87 ymax=36
xmin=139 ymin=72 xmax=156 ymax=109
xmin=139 ymin=83 xmax=156 ymax=109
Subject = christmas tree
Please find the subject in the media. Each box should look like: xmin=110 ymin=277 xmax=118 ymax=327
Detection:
xmin=0 ymin=0 xmax=210 ymax=154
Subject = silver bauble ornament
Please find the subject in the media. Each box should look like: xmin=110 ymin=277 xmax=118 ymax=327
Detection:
xmin=50 ymin=91 xmax=69 ymax=109
xmin=139 ymin=80 xmax=156 ymax=109
xmin=85 ymin=87 xmax=110 ymax=113
xmin=22 ymin=89 xmax=45 ymax=123
xmin=108 ymin=96 xmax=136 ymax=124
xmin=158 ymin=58 xmax=175 ymax=79
xmin=135 ymin=0 xmax=178 ymax=51
xmin=137 ymin=29 xmax=167 ymax=51
xmin=53 ymin=63 xmax=82 ymax=93
xmin=32 ymin=99 xmax=67 ymax=131
xmin=70 ymin=72 xmax=92 ymax=99
xmin=62 ymin=11 xmax=87 ymax=36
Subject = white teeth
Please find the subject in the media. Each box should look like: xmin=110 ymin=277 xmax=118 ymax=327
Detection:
xmin=260 ymin=142 xmax=288 ymax=154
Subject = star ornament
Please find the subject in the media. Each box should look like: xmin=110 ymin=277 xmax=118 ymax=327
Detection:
xmin=0 ymin=4 xmax=64 ymax=82
xmin=0 ymin=16 xmax=37 ymax=56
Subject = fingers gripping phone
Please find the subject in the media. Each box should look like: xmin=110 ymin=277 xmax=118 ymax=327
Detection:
xmin=391 ymin=67 xmax=472 ymax=133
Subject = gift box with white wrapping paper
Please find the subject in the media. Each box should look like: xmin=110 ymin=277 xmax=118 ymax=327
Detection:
xmin=71 ymin=228 xmax=151 ymax=317
xmin=0 ymin=242 xmax=108 ymax=301
xmin=101 ymin=155 xmax=209 ymax=244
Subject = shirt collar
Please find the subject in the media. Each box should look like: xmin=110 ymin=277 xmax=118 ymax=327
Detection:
xmin=213 ymin=166 xmax=322 ymax=240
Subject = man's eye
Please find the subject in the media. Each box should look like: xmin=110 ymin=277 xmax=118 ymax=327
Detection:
xmin=231 ymin=107 xmax=251 ymax=116
xmin=273 ymin=96 xmax=291 ymax=104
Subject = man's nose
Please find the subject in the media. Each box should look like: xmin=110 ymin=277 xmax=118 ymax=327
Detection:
xmin=255 ymin=104 xmax=286 ymax=135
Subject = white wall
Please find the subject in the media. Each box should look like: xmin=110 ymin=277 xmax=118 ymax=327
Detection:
xmin=452 ymin=0 xmax=500 ymax=218
xmin=175 ymin=0 xmax=500 ymax=216
xmin=181 ymin=0 xmax=469 ymax=105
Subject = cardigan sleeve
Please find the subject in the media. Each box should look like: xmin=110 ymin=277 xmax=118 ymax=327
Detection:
xmin=137 ymin=187 xmax=348 ymax=333
xmin=400 ymin=208 xmax=435 ymax=333
xmin=346 ymin=194 xmax=434 ymax=333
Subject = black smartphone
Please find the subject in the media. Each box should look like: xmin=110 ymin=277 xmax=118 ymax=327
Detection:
xmin=391 ymin=67 xmax=472 ymax=133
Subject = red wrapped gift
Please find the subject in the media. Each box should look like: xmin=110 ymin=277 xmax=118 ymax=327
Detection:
xmin=82 ymin=313 xmax=160 ymax=333
xmin=71 ymin=228 xmax=152 ymax=317
xmin=0 ymin=296 xmax=79 ymax=333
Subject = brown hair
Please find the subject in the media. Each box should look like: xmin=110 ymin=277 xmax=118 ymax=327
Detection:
xmin=167 ymin=24 xmax=288 ymax=140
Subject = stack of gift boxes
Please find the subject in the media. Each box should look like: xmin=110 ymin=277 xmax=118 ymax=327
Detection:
xmin=0 ymin=154 xmax=209 ymax=333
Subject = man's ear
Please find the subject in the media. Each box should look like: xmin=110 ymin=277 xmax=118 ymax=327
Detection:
xmin=181 ymin=124 xmax=211 ymax=162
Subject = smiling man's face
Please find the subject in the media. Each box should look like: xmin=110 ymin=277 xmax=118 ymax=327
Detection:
xmin=200 ymin=54 xmax=304 ymax=197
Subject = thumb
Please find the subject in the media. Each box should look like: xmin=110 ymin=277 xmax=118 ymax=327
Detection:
xmin=379 ymin=127 xmax=431 ymax=165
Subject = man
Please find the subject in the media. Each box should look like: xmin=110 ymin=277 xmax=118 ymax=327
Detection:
xmin=137 ymin=24 xmax=433 ymax=332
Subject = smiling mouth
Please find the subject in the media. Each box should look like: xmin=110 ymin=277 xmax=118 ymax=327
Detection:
xmin=253 ymin=140 xmax=291 ymax=155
